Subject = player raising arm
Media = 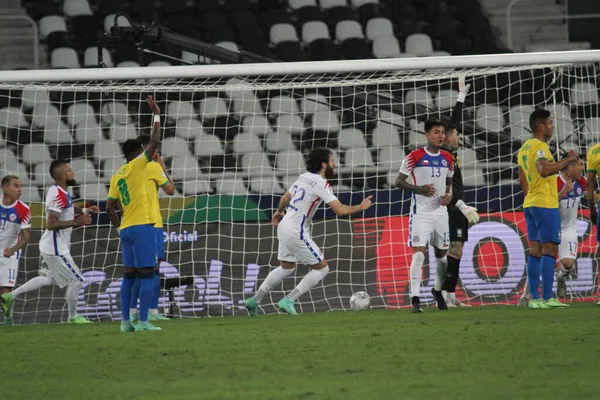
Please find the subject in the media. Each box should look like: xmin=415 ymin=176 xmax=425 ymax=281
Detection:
xmin=106 ymin=95 xmax=164 ymax=332
xmin=1 ymin=162 xmax=99 ymax=324
xmin=243 ymin=148 xmax=372 ymax=316
xmin=517 ymin=109 xmax=578 ymax=309
xmin=0 ymin=175 xmax=31 ymax=326
xmin=396 ymin=120 xmax=454 ymax=313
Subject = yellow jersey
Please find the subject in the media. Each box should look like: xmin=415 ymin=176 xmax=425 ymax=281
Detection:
xmin=518 ymin=138 xmax=558 ymax=209
xmin=146 ymin=161 xmax=169 ymax=228
xmin=586 ymin=142 xmax=600 ymax=174
xmin=108 ymin=151 xmax=153 ymax=230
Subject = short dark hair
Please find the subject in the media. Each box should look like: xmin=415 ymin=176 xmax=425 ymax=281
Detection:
xmin=1 ymin=174 xmax=20 ymax=186
xmin=122 ymin=138 xmax=144 ymax=159
xmin=529 ymin=109 xmax=551 ymax=132
xmin=425 ymin=120 xmax=445 ymax=133
xmin=445 ymin=122 xmax=458 ymax=133
xmin=49 ymin=160 xmax=68 ymax=180
xmin=305 ymin=147 xmax=332 ymax=173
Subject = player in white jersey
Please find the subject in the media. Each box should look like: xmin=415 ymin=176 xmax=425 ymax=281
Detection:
xmin=1 ymin=160 xmax=99 ymax=324
xmin=396 ymin=120 xmax=454 ymax=313
xmin=243 ymin=148 xmax=373 ymax=316
xmin=0 ymin=175 xmax=31 ymax=326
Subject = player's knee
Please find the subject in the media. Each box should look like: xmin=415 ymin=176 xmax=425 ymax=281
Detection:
xmin=561 ymin=259 xmax=575 ymax=270
xmin=542 ymin=242 xmax=558 ymax=257
xmin=434 ymin=248 xmax=447 ymax=259
xmin=449 ymin=242 xmax=464 ymax=259
xmin=412 ymin=251 xmax=425 ymax=264
xmin=313 ymin=260 xmax=329 ymax=271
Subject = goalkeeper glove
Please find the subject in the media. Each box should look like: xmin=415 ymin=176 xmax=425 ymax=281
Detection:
xmin=455 ymin=200 xmax=480 ymax=223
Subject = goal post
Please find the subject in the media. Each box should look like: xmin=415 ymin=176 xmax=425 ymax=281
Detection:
xmin=2 ymin=50 xmax=600 ymax=324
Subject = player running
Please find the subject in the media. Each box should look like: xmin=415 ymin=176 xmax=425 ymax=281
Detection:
xmin=243 ymin=147 xmax=372 ymax=316
xmin=396 ymin=120 xmax=454 ymax=313
xmin=1 ymin=161 xmax=99 ymax=324
xmin=106 ymin=95 xmax=164 ymax=332
xmin=517 ymin=109 xmax=578 ymax=309
xmin=0 ymin=175 xmax=31 ymax=325
xmin=129 ymin=151 xmax=174 ymax=324
xmin=441 ymin=83 xmax=479 ymax=307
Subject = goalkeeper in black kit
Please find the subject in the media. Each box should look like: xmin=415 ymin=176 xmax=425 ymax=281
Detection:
xmin=441 ymin=82 xmax=480 ymax=306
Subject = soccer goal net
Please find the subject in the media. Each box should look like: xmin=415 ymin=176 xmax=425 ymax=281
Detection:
xmin=1 ymin=51 xmax=600 ymax=324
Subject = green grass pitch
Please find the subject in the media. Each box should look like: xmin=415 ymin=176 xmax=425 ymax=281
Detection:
xmin=2 ymin=305 xmax=599 ymax=400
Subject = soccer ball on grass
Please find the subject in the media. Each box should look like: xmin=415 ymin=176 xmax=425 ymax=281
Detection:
xmin=349 ymin=291 xmax=371 ymax=310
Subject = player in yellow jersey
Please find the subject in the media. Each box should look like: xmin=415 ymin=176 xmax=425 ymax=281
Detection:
xmin=129 ymin=152 xmax=174 ymax=323
xmin=585 ymin=142 xmax=600 ymax=305
xmin=517 ymin=109 xmax=578 ymax=309
xmin=106 ymin=96 xmax=164 ymax=332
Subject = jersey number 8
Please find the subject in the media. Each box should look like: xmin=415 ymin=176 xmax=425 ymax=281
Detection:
xmin=117 ymin=178 xmax=131 ymax=205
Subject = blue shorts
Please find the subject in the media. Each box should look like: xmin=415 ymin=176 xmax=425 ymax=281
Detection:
xmin=524 ymin=207 xmax=561 ymax=245
xmin=120 ymin=224 xmax=157 ymax=268
xmin=155 ymin=227 xmax=165 ymax=260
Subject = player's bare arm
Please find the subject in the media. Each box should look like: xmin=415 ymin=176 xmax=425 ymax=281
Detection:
xmin=105 ymin=199 xmax=121 ymax=229
xmin=3 ymin=228 xmax=30 ymax=258
xmin=518 ymin=166 xmax=529 ymax=197
xmin=586 ymin=170 xmax=597 ymax=224
xmin=46 ymin=210 xmax=91 ymax=230
xmin=153 ymin=153 xmax=175 ymax=195
xmin=441 ymin=176 xmax=453 ymax=205
xmin=145 ymin=95 xmax=162 ymax=159
xmin=272 ymin=192 xmax=292 ymax=226
xmin=328 ymin=196 xmax=372 ymax=216
xmin=74 ymin=205 xmax=100 ymax=215
xmin=395 ymin=173 xmax=436 ymax=196
xmin=536 ymin=150 xmax=578 ymax=178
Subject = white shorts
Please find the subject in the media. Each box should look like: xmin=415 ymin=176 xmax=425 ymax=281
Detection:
xmin=558 ymin=228 xmax=578 ymax=262
xmin=39 ymin=253 xmax=84 ymax=289
xmin=0 ymin=258 xmax=19 ymax=288
xmin=277 ymin=226 xmax=324 ymax=266
xmin=409 ymin=213 xmax=449 ymax=249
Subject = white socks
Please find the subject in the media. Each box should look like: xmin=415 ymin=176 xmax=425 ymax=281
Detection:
xmin=66 ymin=283 xmax=82 ymax=319
xmin=435 ymin=256 xmax=448 ymax=291
xmin=253 ymin=266 xmax=296 ymax=303
xmin=446 ymin=292 xmax=456 ymax=304
xmin=286 ymin=266 xmax=329 ymax=301
xmin=11 ymin=276 xmax=54 ymax=298
xmin=409 ymin=252 xmax=425 ymax=298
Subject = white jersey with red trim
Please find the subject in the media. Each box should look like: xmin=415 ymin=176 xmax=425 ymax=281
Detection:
xmin=557 ymin=174 xmax=586 ymax=231
xmin=0 ymin=197 xmax=31 ymax=259
xmin=399 ymin=147 xmax=454 ymax=215
xmin=39 ymin=185 xmax=75 ymax=255
xmin=279 ymin=172 xmax=338 ymax=237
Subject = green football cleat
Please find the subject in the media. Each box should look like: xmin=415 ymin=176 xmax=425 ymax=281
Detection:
xmin=544 ymin=298 xmax=570 ymax=308
xmin=1 ymin=293 xmax=14 ymax=319
xmin=120 ymin=320 xmax=135 ymax=333
xmin=68 ymin=315 xmax=92 ymax=324
xmin=528 ymin=299 xmax=550 ymax=309
xmin=148 ymin=313 xmax=169 ymax=321
xmin=135 ymin=321 xmax=162 ymax=331
xmin=277 ymin=298 xmax=298 ymax=315
xmin=4 ymin=318 xmax=13 ymax=327
xmin=130 ymin=313 xmax=139 ymax=325
xmin=243 ymin=298 xmax=259 ymax=316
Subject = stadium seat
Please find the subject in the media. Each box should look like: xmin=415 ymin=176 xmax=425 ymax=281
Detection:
xmin=233 ymin=133 xmax=263 ymax=154
xmin=289 ymin=0 xmax=318 ymax=10
xmin=101 ymin=155 xmax=127 ymax=181
xmin=509 ymin=105 xmax=536 ymax=142
xmin=312 ymin=111 xmax=341 ymax=133
xmin=31 ymin=102 xmax=60 ymax=129
xmin=225 ymin=78 xmax=263 ymax=116
xmin=1 ymin=149 xmax=20 ymax=172
xmin=570 ymin=81 xmax=599 ymax=105
xmin=344 ymin=148 xmax=374 ymax=167
xmin=462 ymin=168 xmax=486 ymax=186
xmin=104 ymin=14 xmax=131 ymax=34
xmin=162 ymin=137 xmax=191 ymax=158
xmin=276 ymin=114 xmax=305 ymax=135
xmin=273 ymin=41 xmax=306 ymax=62
xmin=181 ymin=51 xmax=205 ymax=65
xmin=43 ymin=121 xmax=72 ymax=144
xmin=80 ymin=183 xmax=109 ymax=201
xmin=275 ymin=150 xmax=305 ymax=172
xmin=167 ymin=101 xmax=196 ymax=121
xmin=67 ymin=102 xmax=97 ymax=127
xmin=63 ymin=0 xmax=93 ymax=17
xmin=379 ymin=147 xmax=405 ymax=172
xmin=0 ymin=107 xmax=27 ymax=129
xmin=335 ymin=20 xmax=364 ymax=41
xmin=405 ymin=34 xmax=434 ymax=57
xmin=459 ymin=148 xmax=478 ymax=169
xmin=241 ymin=115 xmax=272 ymax=137
xmin=338 ymin=128 xmax=367 ymax=149
xmin=550 ymin=103 xmax=572 ymax=121
xmin=51 ymin=48 xmax=80 ymax=69
xmin=432 ymin=51 xmax=451 ymax=57
xmin=198 ymin=97 xmax=229 ymax=120
xmin=14 ymin=163 xmax=30 ymax=184
xmin=309 ymin=39 xmax=341 ymax=60
xmin=371 ymin=122 xmax=400 ymax=148
xmin=70 ymin=158 xmax=98 ymax=184
xmin=182 ymin=180 xmax=211 ymax=195
xmin=475 ymin=104 xmax=505 ymax=132
xmin=147 ymin=61 xmax=172 ymax=68
xmin=74 ymin=122 xmax=104 ymax=143
xmin=100 ymin=102 xmax=130 ymax=126
xmin=302 ymin=21 xmax=330 ymax=44
xmin=22 ymin=143 xmax=52 ymax=166
xmin=407 ymin=120 xmax=427 ymax=147
xmin=216 ymin=41 xmax=239 ymax=53
xmin=365 ymin=18 xmax=393 ymax=41
xmin=175 ymin=119 xmax=206 ymax=140
xmin=21 ymin=89 xmax=50 ymax=110
xmin=270 ymin=23 xmax=300 ymax=45
xmin=109 ymin=122 xmax=138 ymax=142
xmin=320 ymin=0 xmax=348 ymax=10
xmin=241 ymin=152 xmax=273 ymax=173
xmin=216 ymin=178 xmax=247 ymax=194
xmin=20 ymin=186 xmax=42 ymax=203
xmin=170 ymin=157 xmax=200 ymax=181
xmin=39 ymin=15 xmax=68 ymax=38
xmin=435 ymin=89 xmax=459 ymax=111
xmin=405 ymin=89 xmax=434 ymax=110
xmin=264 ymin=131 xmax=296 ymax=153
xmin=83 ymin=47 xmax=114 ymax=68
xmin=300 ymin=93 xmax=331 ymax=115
xmin=379 ymin=109 xmax=404 ymax=126
xmin=351 ymin=0 xmax=379 ymax=7
xmin=249 ymin=178 xmax=284 ymax=194
xmin=269 ymin=95 xmax=300 ymax=116
xmin=341 ymin=37 xmax=371 ymax=60
xmin=194 ymin=134 xmax=224 ymax=157
xmin=93 ymin=141 xmax=122 ymax=161
xmin=372 ymin=36 xmax=401 ymax=58
xmin=117 ymin=61 xmax=141 ymax=68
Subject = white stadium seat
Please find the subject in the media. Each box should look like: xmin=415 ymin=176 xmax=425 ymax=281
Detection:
xmin=379 ymin=109 xmax=403 ymax=126
xmin=270 ymin=23 xmax=299 ymax=45
xmin=351 ymin=0 xmax=379 ymax=7
xmin=269 ymin=95 xmax=300 ymax=116
xmin=74 ymin=121 xmax=104 ymax=143
xmin=344 ymin=148 xmax=374 ymax=167
xmin=161 ymin=137 xmax=191 ymax=158
xmin=83 ymin=47 xmax=113 ymax=68
xmin=32 ymin=102 xmax=60 ymax=129
xmin=70 ymin=158 xmax=98 ymax=184
xmin=570 ymin=81 xmax=599 ymax=105
xmin=301 ymin=21 xmax=330 ymax=44
xmin=405 ymin=34 xmax=433 ymax=57
xmin=335 ymin=20 xmax=364 ymax=42
xmin=407 ymin=120 xmax=427 ymax=148
xmin=21 ymin=89 xmax=50 ymax=110
xmin=104 ymin=14 xmax=131 ymax=34
xmin=0 ymin=107 xmax=28 ymax=128
xmin=80 ymin=183 xmax=108 ymax=201
xmin=63 ymin=0 xmax=93 ymax=17
xmin=181 ymin=50 xmax=205 ymax=64
xmin=233 ymin=133 xmax=263 ymax=154
xmin=459 ymin=148 xmax=478 ymax=169
xmin=93 ymin=141 xmax=122 ymax=161
xmin=216 ymin=179 xmax=247 ymax=195
xmin=405 ymin=89 xmax=434 ymax=110
xmin=167 ymin=101 xmax=195 ymax=121
xmin=100 ymin=102 xmax=130 ymax=126
xmin=372 ymin=36 xmax=401 ymax=58
xmin=182 ymin=180 xmax=211 ymax=195
xmin=198 ymin=97 xmax=228 ymax=120
xmin=435 ymin=89 xmax=459 ymax=111
xmin=289 ymin=0 xmax=317 ymax=10
xmin=175 ymin=118 xmax=206 ymax=140
xmin=170 ymin=157 xmax=199 ymax=181
xmin=216 ymin=41 xmax=239 ymax=52
xmin=109 ymin=122 xmax=138 ymax=142
xmin=300 ymin=93 xmax=331 ymax=115
xmin=101 ymin=156 xmax=126 ymax=182
xmin=276 ymin=114 xmax=304 ymax=135
xmin=509 ymin=105 xmax=535 ymax=141
xmin=338 ymin=128 xmax=367 ymax=149
xmin=194 ymin=134 xmax=224 ymax=157
xmin=226 ymin=78 xmax=263 ymax=116
xmin=1 ymin=149 xmax=20 ymax=171
xmin=20 ymin=186 xmax=42 ymax=203
xmin=320 ymin=0 xmax=347 ymax=9
xmin=312 ymin=111 xmax=340 ymax=133
xmin=241 ymin=152 xmax=273 ymax=172
xmin=550 ymin=103 xmax=571 ymax=121
xmin=371 ymin=122 xmax=400 ymax=148
xmin=249 ymin=178 xmax=284 ymax=194
xmin=242 ymin=115 xmax=272 ymax=137
xmin=275 ymin=150 xmax=305 ymax=172
xmin=22 ymin=143 xmax=52 ymax=166
xmin=44 ymin=121 xmax=72 ymax=144
xmin=51 ymin=48 xmax=80 ymax=69
xmin=264 ymin=131 xmax=296 ymax=153
xmin=379 ymin=147 xmax=405 ymax=172
xmin=31 ymin=162 xmax=52 ymax=185
xmin=67 ymin=102 xmax=97 ymax=127
xmin=117 ymin=61 xmax=141 ymax=68
xmin=475 ymin=104 xmax=505 ymax=132
xmin=15 ymin=163 xmax=30 ymax=184
xmin=462 ymin=168 xmax=486 ymax=186
xmin=365 ymin=18 xmax=393 ymax=41
xmin=39 ymin=15 xmax=67 ymax=38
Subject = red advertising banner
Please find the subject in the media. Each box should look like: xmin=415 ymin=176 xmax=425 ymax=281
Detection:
xmin=375 ymin=211 xmax=600 ymax=307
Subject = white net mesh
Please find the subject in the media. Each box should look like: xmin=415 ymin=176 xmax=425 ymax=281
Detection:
xmin=1 ymin=61 xmax=600 ymax=324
